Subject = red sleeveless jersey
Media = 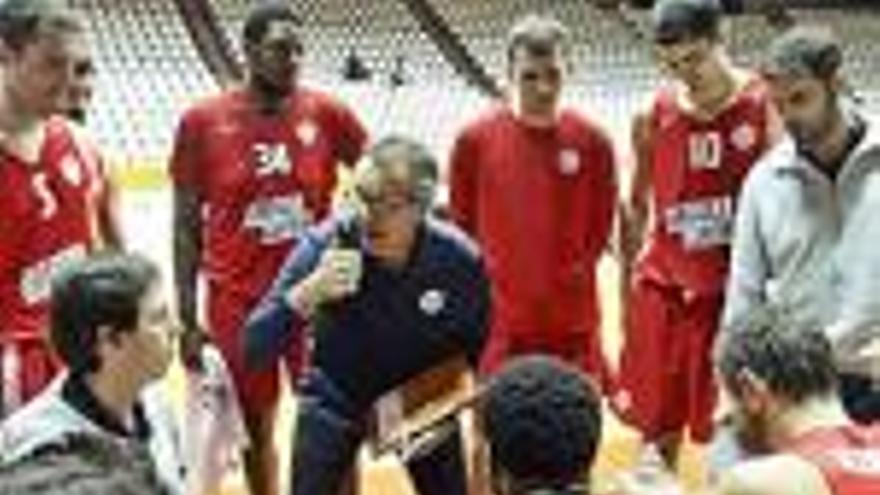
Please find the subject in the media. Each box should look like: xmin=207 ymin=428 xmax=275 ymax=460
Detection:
xmin=638 ymin=78 xmax=771 ymax=294
xmin=787 ymin=424 xmax=880 ymax=495
xmin=0 ymin=118 xmax=105 ymax=343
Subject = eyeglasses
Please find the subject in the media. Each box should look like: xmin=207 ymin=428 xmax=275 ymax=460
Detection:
xmin=353 ymin=186 xmax=418 ymax=218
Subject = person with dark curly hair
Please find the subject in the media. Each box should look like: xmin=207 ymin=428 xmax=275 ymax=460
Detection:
xmin=481 ymin=355 xmax=602 ymax=495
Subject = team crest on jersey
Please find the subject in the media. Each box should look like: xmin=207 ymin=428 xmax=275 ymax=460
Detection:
xmin=730 ymin=124 xmax=757 ymax=152
xmin=59 ymin=154 xmax=83 ymax=187
xmin=558 ymin=149 xmax=581 ymax=176
xmin=419 ymin=289 xmax=446 ymax=316
xmin=297 ymin=120 xmax=319 ymax=148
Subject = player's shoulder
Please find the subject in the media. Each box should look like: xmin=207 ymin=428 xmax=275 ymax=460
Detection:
xmin=297 ymin=85 xmax=346 ymax=107
xmin=739 ymin=71 xmax=772 ymax=102
xmin=718 ymin=453 xmax=830 ymax=495
xmin=292 ymin=85 xmax=361 ymax=123
xmin=55 ymin=118 xmax=99 ymax=154
xmin=425 ymin=218 xmax=482 ymax=265
xmin=181 ymin=87 xmax=246 ymax=121
xmin=559 ymin=108 xmax=614 ymax=150
xmin=458 ymin=102 xmax=511 ymax=137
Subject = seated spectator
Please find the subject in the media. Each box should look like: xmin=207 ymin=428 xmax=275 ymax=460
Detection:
xmin=0 ymin=252 xmax=184 ymax=494
xmin=481 ymin=355 xmax=602 ymax=495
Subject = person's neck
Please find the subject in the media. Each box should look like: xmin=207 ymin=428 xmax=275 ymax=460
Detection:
xmin=803 ymin=109 xmax=851 ymax=174
xmin=510 ymin=96 xmax=558 ymax=129
xmin=771 ymin=396 xmax=850 ymax=449
xmin=85 ymin=371 xmax=141 ymax=428
xmin=0 ymin=86 xmax=42 ymax=137
xmin=246 ymin=79 xmax=291 ymax=115
xmin=685 ymin=58 xmax=743 ymax=118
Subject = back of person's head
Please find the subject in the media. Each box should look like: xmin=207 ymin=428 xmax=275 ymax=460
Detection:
xmin=652 ymin=0 xmax=723 ymax=45
xmin=482 ymin=355 xmax=602 ymax=495
xmin=0 ymin=0 xmax=83 ymax=52
xmin=50 ymin=252 xmax=160 ymax=375
xmin=716 ymin=305 xmax=838 ymax=404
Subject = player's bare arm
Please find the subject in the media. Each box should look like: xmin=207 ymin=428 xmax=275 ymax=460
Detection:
xmin=173 ymin=183 xmax=206 ymax=366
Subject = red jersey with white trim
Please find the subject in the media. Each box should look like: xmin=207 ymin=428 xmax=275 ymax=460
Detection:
xmin=169 ymin=86 xmax=366 ymax=331
xmin=638 ymin=78 xmax=770 ymax=294
xmin=450 ymin=107 xmax=617 ymax=371
xmin=0 ymin=117 xmax=107 ymax=343
xmin=787 ymin=424 xmax=880 ymax=495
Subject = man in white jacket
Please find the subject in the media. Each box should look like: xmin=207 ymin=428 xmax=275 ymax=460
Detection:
xmin=0 ymin=253 xmax=184 ymax=494
xmin=724 ymin=26 xmax=880 ymax=422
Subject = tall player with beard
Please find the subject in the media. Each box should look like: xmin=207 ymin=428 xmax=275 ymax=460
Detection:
xmin=615 ymin=0 xmax=781 ymax=469
xmin=0 ymin=0 xmax=121 ymax=418
xmin=170 ymin=3 xmax=367 ymax=494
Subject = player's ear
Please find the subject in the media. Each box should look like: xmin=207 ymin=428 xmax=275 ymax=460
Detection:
xmin=735 ymin=368 xmax=771 ymax=413
xmin=826 ymin=72 xmax=844 ymax=95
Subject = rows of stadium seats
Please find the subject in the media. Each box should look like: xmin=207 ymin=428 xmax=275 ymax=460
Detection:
xmin=74 ymin=0 xmax=880 ymax=167
xmin=207 ymin=0 xmax=490 ymax=159
xmin=70 ymin=0 xmax=217 ymax=162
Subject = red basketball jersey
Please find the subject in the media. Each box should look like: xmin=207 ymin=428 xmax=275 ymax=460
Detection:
xmin=638 ymin=78 xmax=771 ymax=294
xmin=0 ymin=118 xmax=108 ymax=343
xmin=169 ymin=86 xmax=366 ymax=330
xmin=787 ymin=424 xmax=880 ymax=495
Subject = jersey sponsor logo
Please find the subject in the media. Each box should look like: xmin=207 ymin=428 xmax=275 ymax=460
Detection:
xmin=829 ymin=448 xmax=880 ymax=476
xmin=19 ymin=244 xmax=87 ymax=305
xmin=252 ymin=142 xmax=292 ymax=177
xmin=59 ymin=154 xmax=83 ymax=187
xmin=664 ymin=195 xmax=734 ymax=250
xmin=419 ymin=289 xmax=446 ymax=316
xmin=689 ymin=131 xmax=723 ymax=170
xmin=730 ymin=123 xmax=757 ymax=152
xmin=559 ymin=149 xmax=581 ymax=176
xmin=242 ymin=194 xmax=312 ymax=245
xmin=297 ymin=120 xmax=319 ymax=148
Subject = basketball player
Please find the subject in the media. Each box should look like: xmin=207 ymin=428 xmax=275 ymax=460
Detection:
xmin=0 ymin=0 xmax=121 ymax=418
xmin=623 ymin=306 xmax=880 ymax=495
xmin=616 ymin=0 xmax=781 ymax=468
xmin=449 ymin=14 xmax=618 ymax=384
xmin=169 ymin=2 xmax=367 ymax=494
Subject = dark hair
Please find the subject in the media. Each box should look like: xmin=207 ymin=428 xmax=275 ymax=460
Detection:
xmin=506 ymin=14 xmax=569 ymax=68
xmin=652 ymin=0 xmax=723 ymax=45
xmin=367 ymin=135 xmax=439 ymax=209
xmin=716 ymin=306 xmax=839 ymax=404
xmin=482 ymin=355 xmax=602 ymax=494
xmin=241 ymin=0 xmax=300 ymax=46
xmin=762 ymin=25 xmax=843 ymax=81
xmin=50 ymin=252 xmax=160 ymax=374
xmin=0 ymin=0 xmax=84 ymax=51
